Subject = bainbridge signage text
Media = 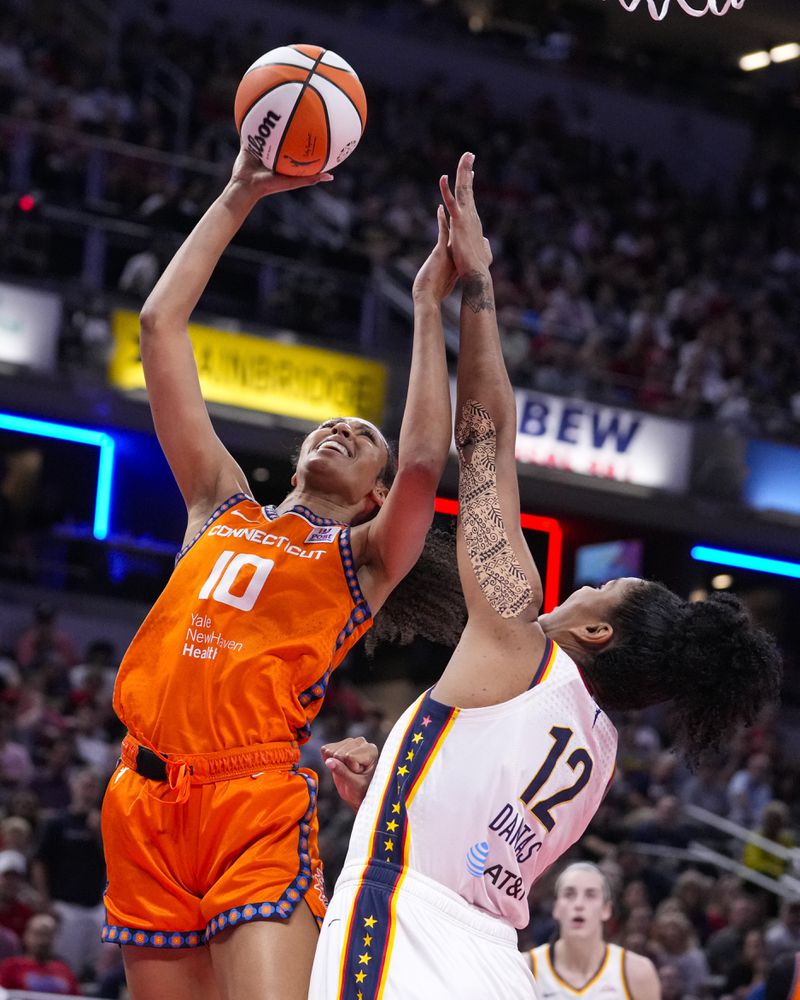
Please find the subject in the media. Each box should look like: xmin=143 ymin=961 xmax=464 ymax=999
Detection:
xmin=109 ymin=310 xmax=387 ymax=425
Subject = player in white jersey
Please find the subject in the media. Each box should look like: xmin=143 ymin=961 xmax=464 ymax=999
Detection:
xmin=308 ymin=152 xmax=782 ymax=1000
xmin=528 ymin=863 xmax=659 ymax=1000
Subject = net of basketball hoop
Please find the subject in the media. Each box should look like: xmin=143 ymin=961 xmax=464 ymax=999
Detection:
xmin=610 ymin=0 xmax=746 ymax=19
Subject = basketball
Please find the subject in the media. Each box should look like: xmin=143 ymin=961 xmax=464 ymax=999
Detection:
xmin=234 ymin=45 xmax=367 ymax=176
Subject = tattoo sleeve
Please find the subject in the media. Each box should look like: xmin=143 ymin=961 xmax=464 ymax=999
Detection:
xmin=456 ymin=399 xmax=534 ymax=618
xmin=461 ymin=271 xmax=495 ymax=314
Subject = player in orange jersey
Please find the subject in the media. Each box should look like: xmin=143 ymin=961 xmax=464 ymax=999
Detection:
xmin=100 ymin=146 xmax=458 ymax=1000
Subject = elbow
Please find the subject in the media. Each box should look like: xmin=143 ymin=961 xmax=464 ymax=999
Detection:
xmin=139 ymin=304 xmax=160 ymax=340
xmin=139 ymin=302 xmax=179 ymax=345
xmin=396 ymin=457 xmax=445 ymax=492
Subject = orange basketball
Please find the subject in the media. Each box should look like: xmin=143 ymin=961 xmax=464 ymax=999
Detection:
xmin=234 ymin=45 xmax=367 ymax=176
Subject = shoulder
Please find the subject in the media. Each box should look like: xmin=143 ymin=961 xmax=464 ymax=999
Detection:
xmin=528 ymin=943 xmax=548 ymax=974
xmin=623 ymin=949 xmax=661 ymax=1000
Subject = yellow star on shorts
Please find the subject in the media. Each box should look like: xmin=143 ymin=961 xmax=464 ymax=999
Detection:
xmin=357 ymin=992 xmax=364 ymax=1000
xmin=355 ymin=970 xmax=366 ymax=984
xmin=392 ymin=803 xmax=401 ymax=814
xmin=359 ymin=952 xmax=372 ymax=966
xmin=364 ymin=915 xmax=377 ymax=928
xmin=363 ymin=934 xmax=372 ymax=947
xmin=412 ymin=732 xmax=423 ymax=744
xmin=397 ymin=765 xmax=409 ymax=776
xmin=386 ymin=820 xmax=398 ymax=832
xmin=405 ymin=750 xmax=415 ymax=761
xmin=384 ymin=839 xmax=394 ymax=852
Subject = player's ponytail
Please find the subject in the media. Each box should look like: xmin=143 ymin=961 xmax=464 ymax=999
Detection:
xmin=582 ymin=583 xmax=782 ymax=763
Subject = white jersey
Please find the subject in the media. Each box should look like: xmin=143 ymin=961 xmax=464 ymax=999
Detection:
xmin=311 ymin=640 xmax=617 ymax=999
xmin=343 ymin=638 xmax=617 ymax=929
xmin=531 ymin=943 xmax=632 ymax=1000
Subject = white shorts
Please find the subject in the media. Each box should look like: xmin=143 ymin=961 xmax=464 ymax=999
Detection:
xmin=308 ymin=862 xmax=536 ymax=1000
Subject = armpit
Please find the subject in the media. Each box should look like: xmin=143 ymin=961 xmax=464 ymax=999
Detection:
xmin=456 ymin=399 xmax=534 ymax=619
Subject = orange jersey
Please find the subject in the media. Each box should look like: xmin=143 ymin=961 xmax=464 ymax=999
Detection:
xmin=113 ymin=494 xmax=372 ymax=754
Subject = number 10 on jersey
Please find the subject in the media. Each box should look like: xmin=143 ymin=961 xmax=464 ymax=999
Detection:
xmin=198 ymin=550 xmax=275 ymax=611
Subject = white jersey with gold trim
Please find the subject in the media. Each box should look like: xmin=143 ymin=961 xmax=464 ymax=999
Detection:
xmin=342 ymin=637 xmax=618 ymax=930
xmin=531 ymin=944 xmax=632 ymax=1000
xmin=310 ymin=639 xmax=618 ymax=1000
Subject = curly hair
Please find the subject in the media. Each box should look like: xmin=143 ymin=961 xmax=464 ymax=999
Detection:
xmin=365 ymin=526 xmax=466 ymax=654
xmin=580 ymin=583 xmax=783 ymax=764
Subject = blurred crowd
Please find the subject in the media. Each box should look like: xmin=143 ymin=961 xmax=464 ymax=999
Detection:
xmin=1 ymin=2 xmax=800 ymax=442
xmin=0 ymin=598 xmax=795 ymax=997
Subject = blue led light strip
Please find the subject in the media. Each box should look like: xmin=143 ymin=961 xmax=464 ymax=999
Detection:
xmin=691 ymin=545 xmax=800 ymax=581
xmin=0 ymin=412 xmax=115 ymax=541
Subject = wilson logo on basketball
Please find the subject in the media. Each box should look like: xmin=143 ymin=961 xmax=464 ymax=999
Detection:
xmin=246 ymin=110 xmax=282 ymax=158
xmin=336 ymin=141 xmax=357 ymax=164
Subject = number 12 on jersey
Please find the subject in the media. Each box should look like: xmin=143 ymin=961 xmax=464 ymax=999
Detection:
xmin=519 ymin=726 xmax=593 ymax=832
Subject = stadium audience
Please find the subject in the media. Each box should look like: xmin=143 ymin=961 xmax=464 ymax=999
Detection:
xmin=0 ymin=911 xmax=82 ymax=995
xmin=1 ymin=3 xmax=799 ymax=443
xmin=0 ymin=4 xmax=798 ymax=997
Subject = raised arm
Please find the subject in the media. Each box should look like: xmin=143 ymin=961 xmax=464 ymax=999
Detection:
xmin=355 ymin=206 xmax=456 ymax=611
xmin=443 ymin=153 xmax=543 ymax=622
xmin=138 ymin=149 xmax=332 ymax=531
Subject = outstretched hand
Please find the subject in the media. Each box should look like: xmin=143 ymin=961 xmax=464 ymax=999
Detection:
xmin=229 ymin=145 xmax=334 ymax=199
xmin=321 ymin=736 xmax=379 ymax=812
xmin=412 ymin=205 xmax=458 ymax=304
xmin=440 ymin=152 xmax=493 ymax=278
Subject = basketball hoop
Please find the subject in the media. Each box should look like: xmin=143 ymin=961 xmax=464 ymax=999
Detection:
xmin=610 ymin=0 xmax=746 ymax=18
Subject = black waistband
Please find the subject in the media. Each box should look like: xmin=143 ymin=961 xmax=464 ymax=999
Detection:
xmin=134 ymin=746 xmax=170 ymax=782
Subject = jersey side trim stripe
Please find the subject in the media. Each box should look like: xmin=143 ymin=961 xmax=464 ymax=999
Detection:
xmin=175 ymin=493 xmax=250 ymax=564
xmin=335 ymin=695 xmax=425 ymax=1000
xmin=620 ymin=948 xmax=633 ymax=1000
xmin=336 ymin=694 xmax=458 ymax=1000
xmin=376 ymin=703 xmax=459 ymax=1000
xmin=529 ymin=637 xmax=557 ymax=688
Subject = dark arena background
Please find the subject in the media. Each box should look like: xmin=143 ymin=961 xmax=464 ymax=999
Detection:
xmin=0 ymin=0 xmax=799 ymax=996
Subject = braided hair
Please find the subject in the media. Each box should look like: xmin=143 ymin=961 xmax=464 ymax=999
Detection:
xmin=366 ymin=525 xmax=466 ymax=654
xmin=580 ymin=582 xmax=783 ymax=764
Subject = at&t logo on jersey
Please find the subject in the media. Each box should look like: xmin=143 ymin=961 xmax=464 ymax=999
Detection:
xmin=466 ymin=835 xmax=527 ymax=900
xmin=465 ymin=841 xmax=489 ymax=877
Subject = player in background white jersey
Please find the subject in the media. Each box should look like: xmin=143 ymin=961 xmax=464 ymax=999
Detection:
xmin=309 ymin=152 xmax=782 ymax=1000
xmin=528 ymin=864 xmax=659 ymax=1000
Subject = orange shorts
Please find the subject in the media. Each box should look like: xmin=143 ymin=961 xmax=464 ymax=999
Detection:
xmin=101 ymin=737 xmax=328 ymax=949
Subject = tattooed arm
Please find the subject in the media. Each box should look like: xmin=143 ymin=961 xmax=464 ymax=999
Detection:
xmin=440 ymin=153 xmax=543 ymax=622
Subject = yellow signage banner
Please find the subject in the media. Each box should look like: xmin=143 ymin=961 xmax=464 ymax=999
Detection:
xmin=108 ymin=310 xmax=387 ymax=425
